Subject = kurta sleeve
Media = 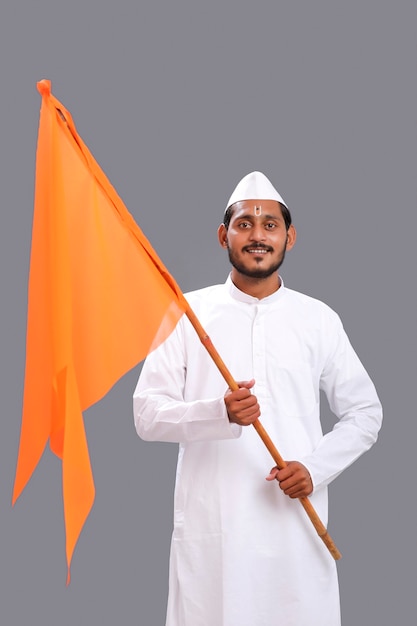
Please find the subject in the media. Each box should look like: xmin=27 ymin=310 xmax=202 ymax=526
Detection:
xmin=133 ymin=318 xmax=241 ymax=443
xmin=300 ymin=311 xmax=382 ymax=490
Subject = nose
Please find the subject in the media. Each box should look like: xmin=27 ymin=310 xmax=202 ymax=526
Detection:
xmin=249 ymin=223 xmax=266 ymax=242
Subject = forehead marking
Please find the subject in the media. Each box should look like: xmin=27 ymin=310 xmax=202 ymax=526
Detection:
xmin=254 ymin=205 xmax=262 ymax=216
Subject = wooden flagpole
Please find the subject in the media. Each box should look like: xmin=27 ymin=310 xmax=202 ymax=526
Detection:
xmin=185 ymin=304 xmax=342 ymax=561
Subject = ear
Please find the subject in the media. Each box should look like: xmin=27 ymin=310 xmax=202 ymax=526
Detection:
xmin=286 ymin=224 xmax=297 ymax=251
xmin=217 ymin=223 xmax=228 ymax=249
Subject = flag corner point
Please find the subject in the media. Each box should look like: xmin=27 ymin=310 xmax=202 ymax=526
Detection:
xmin=37 ymin=79 xmax=51 ymax=96
xmin=11 ymin=485 xmax=20 ymax=507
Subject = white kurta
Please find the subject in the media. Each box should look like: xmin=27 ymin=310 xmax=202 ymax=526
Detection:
xmin=134 ymin=277 xmax=382 ymax=626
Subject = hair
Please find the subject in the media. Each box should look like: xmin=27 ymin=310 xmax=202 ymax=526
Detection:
xmin=223 ymin=202 xmax=292 ymax=231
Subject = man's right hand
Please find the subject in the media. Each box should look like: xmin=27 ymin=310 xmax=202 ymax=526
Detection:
xmin=224 ymin=379 xmax=261 ymax=426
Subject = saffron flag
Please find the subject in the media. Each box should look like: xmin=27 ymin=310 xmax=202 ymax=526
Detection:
xmin=13 ymin=80 xmax=189 ymax=582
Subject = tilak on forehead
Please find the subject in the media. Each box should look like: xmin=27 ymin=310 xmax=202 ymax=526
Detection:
xmin=225 ymin=171 xmax=288 ymax=216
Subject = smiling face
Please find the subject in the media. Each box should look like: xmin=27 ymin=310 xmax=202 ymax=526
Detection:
xmin=218 ymin=199 xmax=296 ymax=296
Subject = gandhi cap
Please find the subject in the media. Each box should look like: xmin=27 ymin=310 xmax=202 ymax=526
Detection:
xmin=225 ymin=171 xmax=287 ymax=212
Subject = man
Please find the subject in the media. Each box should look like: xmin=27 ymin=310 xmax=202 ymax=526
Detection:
xmin=133 ymin=171 xmax=382 ymax=626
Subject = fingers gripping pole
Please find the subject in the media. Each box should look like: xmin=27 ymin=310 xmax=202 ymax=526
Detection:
xmin=185 ymin=305 xmax=342 ymax=561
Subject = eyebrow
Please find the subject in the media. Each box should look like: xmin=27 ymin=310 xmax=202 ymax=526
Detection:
xmin=235 ymin=213 xmax=283 ymax=221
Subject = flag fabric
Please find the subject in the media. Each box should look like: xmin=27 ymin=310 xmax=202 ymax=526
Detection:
xmin=13 ymin=80 xmax=188 ymax=582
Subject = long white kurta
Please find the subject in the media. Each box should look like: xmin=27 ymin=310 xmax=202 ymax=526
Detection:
xmin=133 ymin=277 xmax=382 ymax=626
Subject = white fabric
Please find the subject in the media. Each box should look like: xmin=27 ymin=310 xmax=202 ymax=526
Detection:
xmin=226 ymin=171 xmax=287 ymax=211
xmin=134 ymin=277 xmax=382 ymax=626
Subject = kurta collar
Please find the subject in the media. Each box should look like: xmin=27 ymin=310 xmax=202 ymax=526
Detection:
xmin=225 ymin=274 xmax=286 ymax=305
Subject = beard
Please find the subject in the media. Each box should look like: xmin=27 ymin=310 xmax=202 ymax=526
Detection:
xmin=227 ymin=244 xmax=287 ymax=279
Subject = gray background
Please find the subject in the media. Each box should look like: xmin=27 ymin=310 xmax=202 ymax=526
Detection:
xmin=1 ymin=1 xmax=415 ymax=624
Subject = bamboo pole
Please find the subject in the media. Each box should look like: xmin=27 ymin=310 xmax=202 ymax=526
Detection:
xmin=185 ymin=304 xmax=342 ymax=561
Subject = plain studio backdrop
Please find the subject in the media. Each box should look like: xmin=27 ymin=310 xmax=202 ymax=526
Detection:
xmin=0 ymin=1 xmax=415 ymax=624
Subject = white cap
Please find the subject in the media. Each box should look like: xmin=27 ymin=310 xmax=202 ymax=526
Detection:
xmin=225 ymin=171 xmax=287 ymax=211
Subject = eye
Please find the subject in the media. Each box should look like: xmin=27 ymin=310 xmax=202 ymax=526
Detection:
xmin=238 ymin=221 xmax=251 ymax=229
xmin=265 ymin=222 xmax=277 ymax=229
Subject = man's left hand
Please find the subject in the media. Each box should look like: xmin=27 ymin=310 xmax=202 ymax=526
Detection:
xmin=266 ymin=461 xmax=313 ymax=498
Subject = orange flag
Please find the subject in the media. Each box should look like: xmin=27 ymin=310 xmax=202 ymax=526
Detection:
xmin=13 ymin=80 xmax=188 ymax=582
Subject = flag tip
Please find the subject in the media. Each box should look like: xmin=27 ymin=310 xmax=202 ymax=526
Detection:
xmin=11 ymin=483 xmax=20 ymax=507
xmin=37 ymin=80 xmax=51 ymax=97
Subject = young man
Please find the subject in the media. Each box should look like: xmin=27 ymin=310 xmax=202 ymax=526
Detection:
xmin=133 ymin=171 xmax=382 ymax=626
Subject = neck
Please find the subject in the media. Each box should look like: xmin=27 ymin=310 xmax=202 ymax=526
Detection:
xmin=230 ymin=270 xmax=281 ymax=299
